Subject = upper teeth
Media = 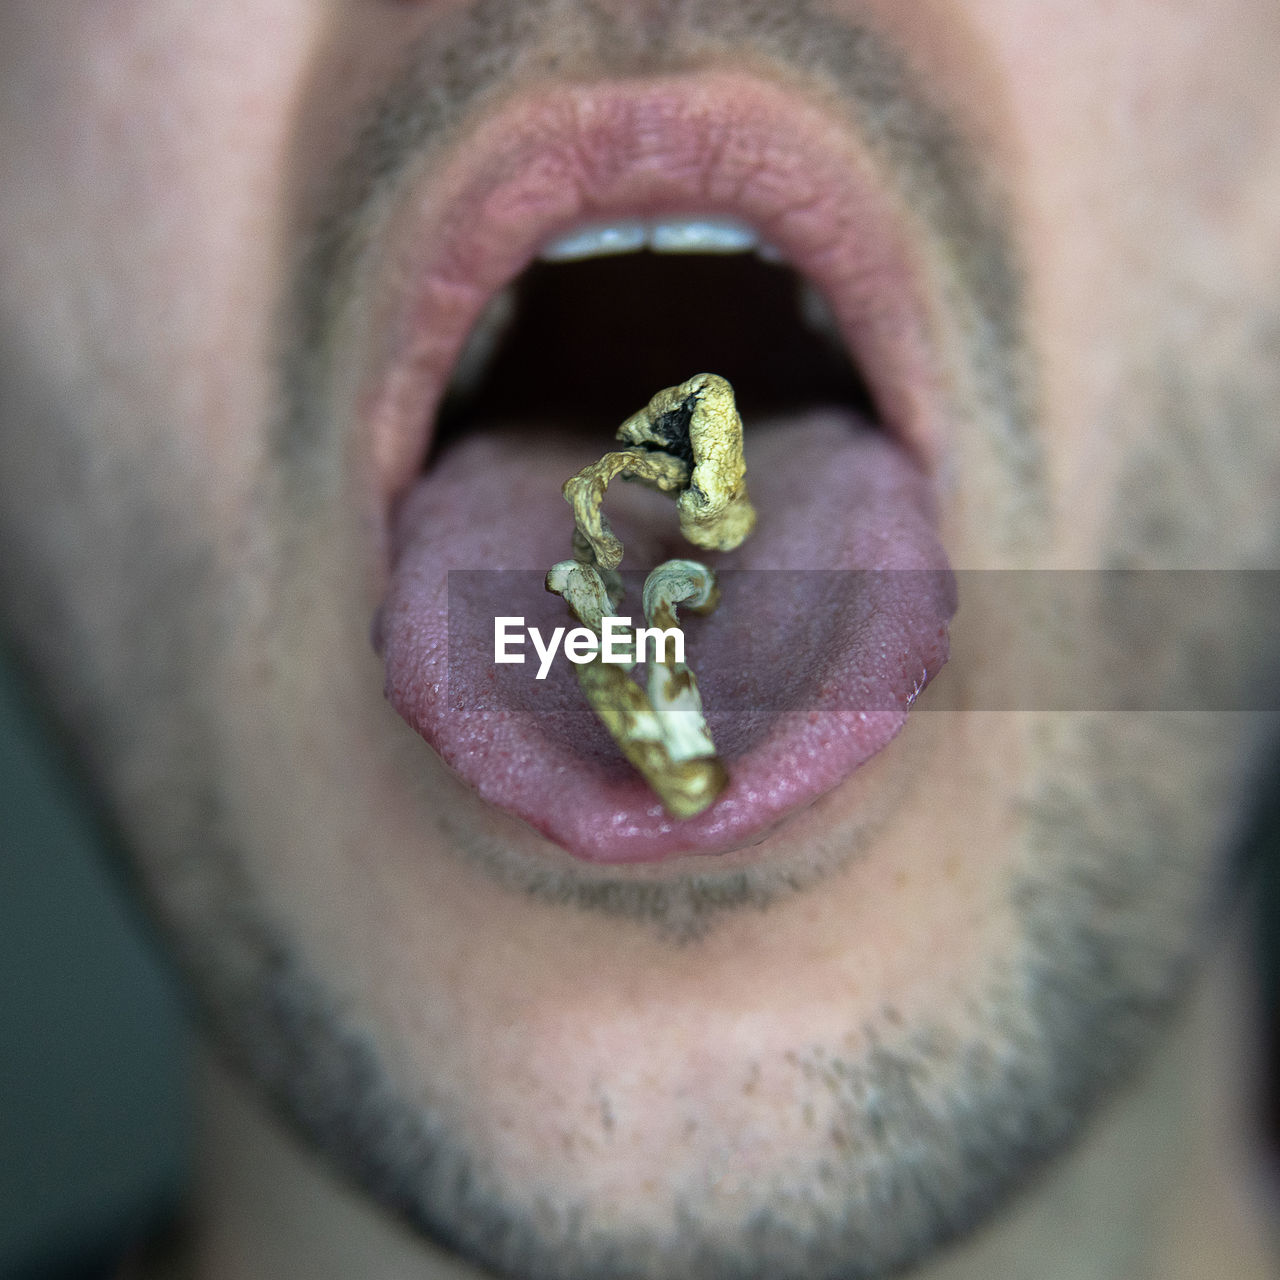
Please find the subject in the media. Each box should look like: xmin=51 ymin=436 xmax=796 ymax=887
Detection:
xmin=540 ymin=217 xmax=769 ymax=262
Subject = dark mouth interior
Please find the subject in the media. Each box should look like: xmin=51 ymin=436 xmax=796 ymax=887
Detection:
xmin=433 ymin=253 xmax=877 ymax=455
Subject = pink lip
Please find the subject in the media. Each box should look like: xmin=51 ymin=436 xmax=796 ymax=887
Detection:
xmin=362 ymin=71 xmax=956 ymax=862
xmin=354 ymin=71 xmax=947 ymax=514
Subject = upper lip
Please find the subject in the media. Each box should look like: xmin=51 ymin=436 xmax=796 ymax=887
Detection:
xmin=341 ymin=69 xmax=951 ymax=541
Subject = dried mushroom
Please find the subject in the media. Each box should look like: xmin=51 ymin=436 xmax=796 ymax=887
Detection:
xmin=545 ymin=374 xmax=754 ymax=818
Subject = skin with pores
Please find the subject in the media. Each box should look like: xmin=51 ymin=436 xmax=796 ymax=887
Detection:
xmin=0 ymin=4 xmax=1278 ymax=1280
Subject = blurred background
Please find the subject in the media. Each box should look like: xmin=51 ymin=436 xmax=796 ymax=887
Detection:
xmin=0 ymin=639 xmax=1275 ymax=1279
xmin=0 ymin=652 xmax=185 ymax=1280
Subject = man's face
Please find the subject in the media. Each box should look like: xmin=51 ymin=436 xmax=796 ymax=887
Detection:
xmin=1 ymin=3 xmax=1278 ymax=1277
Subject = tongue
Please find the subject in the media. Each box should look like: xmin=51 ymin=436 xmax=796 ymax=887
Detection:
xmin=379 ymin=409 xmax=954 ymax=862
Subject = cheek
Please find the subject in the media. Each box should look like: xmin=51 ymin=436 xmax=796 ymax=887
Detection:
xmin=0 ymin=3 xmax=323 ymax=511
xmin=960 ymin=0 xmax=1280 ymax=564
xmin=0 ymin=3 xmax=343 ymax=817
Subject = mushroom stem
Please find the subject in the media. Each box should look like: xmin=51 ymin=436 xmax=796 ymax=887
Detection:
xmin=546 ymin=374 xmax=753 ymax=818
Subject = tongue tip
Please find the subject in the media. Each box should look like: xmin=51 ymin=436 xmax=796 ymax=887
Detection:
xmin=389 ymin=653 xmax=946 ymax=863
xmin=383 ymin=620 xmax=950 ymax=862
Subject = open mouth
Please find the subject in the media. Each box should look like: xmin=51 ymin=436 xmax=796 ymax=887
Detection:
xmin=367 ymin=76 xmax=956 ymax=862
